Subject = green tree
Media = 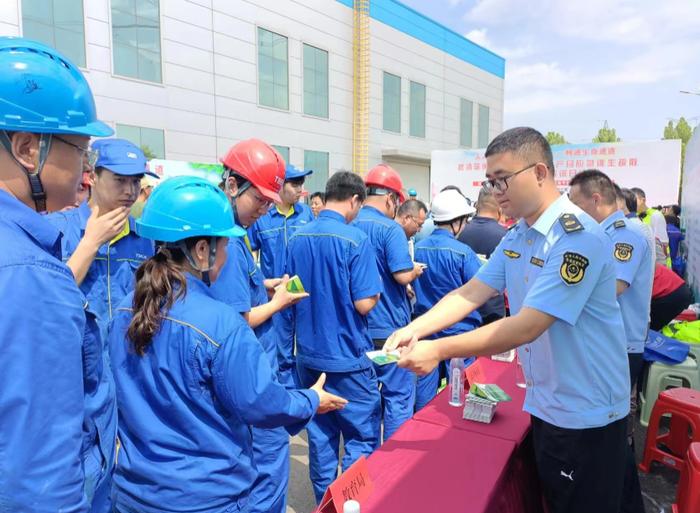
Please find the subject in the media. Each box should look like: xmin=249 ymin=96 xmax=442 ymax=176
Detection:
xmin=664 ymin=117 xmax=697 ymax=185
xmin=140 ymin=145 xmax=157 ymax=160
xmin=545 ymin=131 xmax=568 ymax=145
xmin=592 ymin=121 xmax=621 ymax=143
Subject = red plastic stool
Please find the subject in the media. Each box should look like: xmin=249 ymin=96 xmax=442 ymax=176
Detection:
xmin=672 ymin=442 xmax=700 ymax=513
xmin=639 ymin=388 xmax=700 ymax=473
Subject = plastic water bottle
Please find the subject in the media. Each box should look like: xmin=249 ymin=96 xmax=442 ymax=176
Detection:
xmin=448 ymin=357 xmax=465 ymax=407
xmin=344 ymin=500 xmax=360 ymax=513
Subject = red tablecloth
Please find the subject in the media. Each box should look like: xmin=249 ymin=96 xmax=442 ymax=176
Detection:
xmin=414 ymin=358 xmax=530 ymax=445
xmin=362 ymin=420 xmax=517 ymax=513
xmin=361 ymin=358 xmax=543 ymax=513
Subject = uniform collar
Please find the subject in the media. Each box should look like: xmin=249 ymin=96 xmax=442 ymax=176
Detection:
xmin=319 ymin=209 xmax=346 ymax=223
xmin=186 ymin=272 xmax=216 ymax=297
xmin=431 ymin=227 xmax=455 ymax=239
xmin=602 ymin=209 xmax=625 ymax=230
xmin=0 ymin=189 xmax=62 ymax=259
xmin=361 ymin=205 xmax=387 ymax=218
xmin=272 ymin=202 xmax=300 ymax=218
xmin=79 ymin=200 xmax=136 ymax=242
xmin=527 ymin=194 xmax=570 ymax=236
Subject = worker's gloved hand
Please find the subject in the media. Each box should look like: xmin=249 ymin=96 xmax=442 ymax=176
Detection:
xmin=311 ymin=373 xmax=349 ymax=414
xmin=83 ymin=205 xmax=130 ymax=248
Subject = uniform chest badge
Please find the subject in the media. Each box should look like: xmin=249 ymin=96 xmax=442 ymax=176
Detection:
xmin=614 ymin=243 xmax=633 ymax=262
xmin=530 ymin=257 xmax=544 ymax=268
xmin=503 ymin=249 xmax=521 ymax=259
xmin=560 ymin=252 xmax=589 ymax=285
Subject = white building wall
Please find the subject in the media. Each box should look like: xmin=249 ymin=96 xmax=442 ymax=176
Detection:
xmin=4 ymin=0 xmax=504 ymax=197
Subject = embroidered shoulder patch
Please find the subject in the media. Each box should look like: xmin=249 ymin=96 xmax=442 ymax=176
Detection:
xmin=559 ymin=252 xmax=589 ymax=285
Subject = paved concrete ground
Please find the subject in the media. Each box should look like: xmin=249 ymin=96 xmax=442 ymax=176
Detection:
xmin=286 ymin=413 xmax=680 ymax=513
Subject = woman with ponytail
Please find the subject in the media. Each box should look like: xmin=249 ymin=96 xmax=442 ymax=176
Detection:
xmin=108 ymin=176 xmax=347 ymax=513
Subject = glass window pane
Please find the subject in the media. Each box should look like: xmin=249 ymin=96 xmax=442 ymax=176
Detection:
xmin=115 ymin=123 xmax=140 ymax=143
xmin=113 ymin=43 xmax=138 ymax=78
xmin=460 ymin=98 xmax=474 ymax=148
xmin=112 ymin=0 xmax=161 ymax=82
xmin=478 ymin=104 xmax=490 ymax=148
xmin=23 ymin=0 xmax=85 ymax=67
xmin=303 ymin=44 xmax=329 ymax=118
xmin=304 ymin=150 xmax=330 ymax=195
xmin=409 ymin=81 xmax=425 ymax=138
xmin=272 ymin=145 xmax=290 ymax=165
xmin=258 ymin=28 xmax=289 ymax=110
xmin=140 ymin=127 xmax=165 ymax=159
xmin=138 ymin=48 xmax=161 ymax=83
xmin=383 ymin=72 xmax=401 ymax=133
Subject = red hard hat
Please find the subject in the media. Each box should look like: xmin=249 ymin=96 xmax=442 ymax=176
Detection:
xmin=220 ymin=139 xmax=285 ymax=203
xmin=365 ymin=164 xmax=406 ymax=203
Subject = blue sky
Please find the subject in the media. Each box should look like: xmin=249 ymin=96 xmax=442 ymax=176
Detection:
xmin=401 ymin=0 xmax=700 ymax=143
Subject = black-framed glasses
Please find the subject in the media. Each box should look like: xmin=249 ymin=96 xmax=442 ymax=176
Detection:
xmin=53 ymin=135 xmax=99 ymax=167
xmin=482 ymin=163 xmax=538 ymax=193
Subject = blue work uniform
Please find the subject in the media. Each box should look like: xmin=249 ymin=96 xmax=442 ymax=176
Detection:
xmin=353 ymin=205 xmax=415 ymax=440
xmin=46 ymin=200 xmax=154 ymax=334
xmin=476 ymin=195 xmax=630 ymax=428
xmin=602 ymin=211 xmax=653 ymax=354
xmin=248 ymin=202 xmax=314 ymax=387
xmin=287 ymin=210 xmax=382 ymax=503
xmin=109 ymin=275 xmax=318 ymax=513
xmin=0 ymin=190 xmax=88 ymax=513
xmin=209 ymin=233 xmax=292 ymax=513
xmin=413 ymin=228 xmax=483 ymax=410
xmin=47 ymin=201 xmax=148 ymax=513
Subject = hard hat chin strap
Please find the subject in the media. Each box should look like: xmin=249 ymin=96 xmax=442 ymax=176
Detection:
xmin=0 ymin=130 xmax=51 ymax=212
xmin=167 ymin=237 xmax=219 ymax=287
xmin=223 ymin=166 xmax=252 ymax=226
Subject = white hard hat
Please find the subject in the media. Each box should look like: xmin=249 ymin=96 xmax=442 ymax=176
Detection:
xmin=430 ymin=189 xmax=476 ymax=222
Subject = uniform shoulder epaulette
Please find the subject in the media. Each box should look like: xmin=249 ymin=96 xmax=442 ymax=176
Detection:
xmin=558 ymin=213 xmax=584 ymax=234
xmin=613 ymin=219 xmax=626 ymax=229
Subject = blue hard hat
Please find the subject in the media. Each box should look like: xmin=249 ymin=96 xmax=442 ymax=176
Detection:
xmin=408 ymin=188 xmax=417 ymax=197
xmin=137 ymin=176 xmax=246 ymax=243
xmin=285 ymin=164 xmax=313 ymax=181
xmin=92 ymin=138 xmax=158 ymax=177
xmin=0 ymin=37 xmax=112 ymax=137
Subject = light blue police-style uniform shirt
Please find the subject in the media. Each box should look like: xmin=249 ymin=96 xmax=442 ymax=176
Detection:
xmin=248 ymin=202 xmax=314 ymax=279
xmin=414 ymin=228 xmax=482 ymax=336
xmin=476 ymin=195 xmax=630 ymax=429
xmin=0 ymin=190 xmax=89 ymax=513
xmin=46 ymin=201 xmax=154 ymax=332
xmin=287 ymin=210 xmax=382 ymax=372
xmin=109 ymin=275 xmax=318 ymax=513
xmin=352 ymin=206 xmax=414 ymax=339
xmin=602 ymin=210 xmax=653 ymax=353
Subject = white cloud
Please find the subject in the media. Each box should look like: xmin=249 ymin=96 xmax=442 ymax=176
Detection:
xmin=464 ymin=28 xmax=534 ymax=59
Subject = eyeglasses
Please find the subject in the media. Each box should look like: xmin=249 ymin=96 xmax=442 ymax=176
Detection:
xmin=53 ymin=135 xmax=99 ymax=167
xmin=407 ymin=215 xmax=425 ymax=229
xmin=482 ymin=163 xmax=538 ymax=193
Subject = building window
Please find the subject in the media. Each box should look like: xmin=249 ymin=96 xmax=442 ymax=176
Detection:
xmin=303 ymin=150 xmax=329 ymax=195
xmin=273 ymin=145 xmax=290 ymax=165
xmin=258 ymin=28 xmax=288 ymax=110
xmin=478 ymin=104 xmax=490 ymax=148
xmin=409 ymin=81 xmax=426 ymax=138
xmin=116 ymin=124 xmax=165 ymax=159
xmin=460 ymin=98 xmax=474 ymax=148
xmin=303 ymin=44 xmax=329 ymax=119
xmin=111 ymin=0 xmax=162 ymax=83
xmin=22 ymin=0 xmax=86 ymax=67
xmin=383 ymin=72 xmax=401 ymax=133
